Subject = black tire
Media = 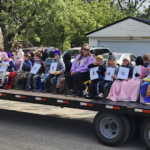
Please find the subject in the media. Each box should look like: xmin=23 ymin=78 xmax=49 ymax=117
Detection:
xmin=93 ymin=112 xmax=131 ymax=147
xmin=127 ymin=115 xmax=137 ymax=141
xmin=140 ymin=119 xmax=150 ymax=150
xmin=120 ymin=115 xmax=131 ymax=144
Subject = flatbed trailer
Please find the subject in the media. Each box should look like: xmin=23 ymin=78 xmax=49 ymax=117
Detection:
xmin=0 ymin=89 xmax=150 ymax=149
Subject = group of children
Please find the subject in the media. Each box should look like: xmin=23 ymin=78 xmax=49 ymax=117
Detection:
xmin=0 ymin=44 xmax=150 ymax=104
xmin=0 ymin=46 xmax=70 ymax=94
xmin=87 ymin=52 xmax=150 ymax=103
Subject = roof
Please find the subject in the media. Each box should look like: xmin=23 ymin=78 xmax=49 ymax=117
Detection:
xmin=85 ymin=16 xmax=150 ymax=36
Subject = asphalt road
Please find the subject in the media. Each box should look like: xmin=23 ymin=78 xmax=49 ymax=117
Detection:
xmin=0 ymin=100 xmax=146 ymax=150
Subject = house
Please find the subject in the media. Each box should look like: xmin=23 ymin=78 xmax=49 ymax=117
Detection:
xmin=85 ymin=17 xmax=150 ymax=56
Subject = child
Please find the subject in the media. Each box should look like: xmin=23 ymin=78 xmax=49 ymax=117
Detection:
xmin=43 ymin=51 xmax=54 ymax=81
xmin=140 ymin=62 xmax=150 ymax=104
xmin=143 ymin=54 xmax=150 ymax=67
xmin=109 ymin=55 xmax=134 ymax=101
xmin=25 ymin=51 xmax=45 ymax=92
xmin=16 ymin=53 xmax=32 ymax=90
xmin=41 ymin=50 xmax=49 ymax=61
xmin=42 ymin=50 xmax=65 ymax=93
xmin=29 ymin=51 xmax=35 ymax=66
xmin=0 ymin=52 xmax=15 ymax=86
xmin=99 ymin=52 xmax=118 ymax=98
xmin=88 ymin=55 xmax=106 ymax=98
xmin=63 ymin=53 xmax=72 ymax=74
xmin=15 ymin=49 xmax=24 ymax=71
xmin=55 ymin=53 xmax=72 ymax=94
xmin=11 ymin=54 xmax=15 ymax=61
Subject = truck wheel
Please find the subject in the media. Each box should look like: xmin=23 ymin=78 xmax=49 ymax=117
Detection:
xmin=93 ymin=112 xmax=131 ymax=147
xmin=127 ymin=115 xmax=136 ymax=141
xmin=140 ymin=119 xmax=150 ymax=150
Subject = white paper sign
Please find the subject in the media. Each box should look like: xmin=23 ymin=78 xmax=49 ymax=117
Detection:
xmin=30 ymin=64 xmax=41 ymax=74
xmin=117 ymin=67 xmax=130 ymax=80
xmin=132 ymin=65 xmax=141 ymax=79
xmin=0 ymin=61 xmax=9 ymax=72
xmin=90 ymin=67 xmax=99 ymax=80
xmin=105 ymin=67 xmax=115 ymax=81
xmin=50 ymin=63 xmax=58 ymax=74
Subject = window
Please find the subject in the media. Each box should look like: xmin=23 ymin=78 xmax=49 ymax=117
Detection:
xmin=131 ymin=55 xmax=136 ymax=62
xmin=94 ymin=49 xmax=110 ymax=56
xmin=62 ymin=49 xmax=79 ymax=59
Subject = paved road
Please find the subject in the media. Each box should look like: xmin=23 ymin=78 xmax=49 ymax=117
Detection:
xmin=0 ymin=100 xmax=146 ymax=150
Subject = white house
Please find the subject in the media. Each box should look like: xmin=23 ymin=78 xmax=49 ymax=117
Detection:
xmin=85 ymin=17 xmax=150 ymax=56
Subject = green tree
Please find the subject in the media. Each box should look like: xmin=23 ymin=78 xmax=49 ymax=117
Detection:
xmin=0 ymin=0 xmax=50 ymax=51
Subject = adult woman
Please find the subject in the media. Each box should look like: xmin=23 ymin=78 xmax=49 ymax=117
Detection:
xmin=65 ymin=44 xmax=95 ymax=97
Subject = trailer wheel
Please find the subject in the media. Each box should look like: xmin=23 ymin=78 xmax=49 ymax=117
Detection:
xmin=93 ymin=112 xmax=131 ymax=146
xmin=140 ymin=119 xmax=150 ymax=150
xmin=127 ymin=115 xmax=136 ymax=141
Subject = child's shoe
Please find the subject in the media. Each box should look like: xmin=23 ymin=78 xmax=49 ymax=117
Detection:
xmin=25 ymin=87 xmax=31 ymax=91
xmin=98 ymin=93 xmax=104 ymax=98
xmin=32 ymin=88 xmax=38 ymax=92
xmin=106 ymin=96 xmax=110 ymax=100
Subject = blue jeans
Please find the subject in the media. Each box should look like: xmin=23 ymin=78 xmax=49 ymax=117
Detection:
xmin=100 ymin=80 xmax=113 ymax=94
xmin=27 ymin=73 xmax=41 ymax=88
xmin=45 ymin=74 xmax=60 ymax=91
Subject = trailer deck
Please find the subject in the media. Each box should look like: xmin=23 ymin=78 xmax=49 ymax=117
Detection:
xmin=0 ymin=89 xmax=150 ymax=117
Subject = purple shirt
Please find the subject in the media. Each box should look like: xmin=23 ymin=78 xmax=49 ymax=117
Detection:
xmin=71 ymin=54 xmax=95 ymax=73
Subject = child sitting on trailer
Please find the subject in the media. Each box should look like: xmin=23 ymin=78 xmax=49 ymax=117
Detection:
xmin=99 ymin=52 xmax=118 ymax=99
xmin=108 ymin=55 xmax=134 ymax=101
xmin=42 ymin=51 xmax=54 ymax=84
xmin=25 ymin=51 xmax=45 ymax=92
xmin=140 ymin=63 xmax=150 ymax=104
xmin=15 ymin=49 xmax=24 ymax=71
xmin=143 ymin=54 xmax=150 ymax=67
xmin=88 ymin=55 xmax=106 ymax=98
xmin=0 ymin=52 xmax=15 ymax=87
xmin=42 ymin=50 xmax=65 ymax=93
xmin=115 ymin=56 xmax=145 ymax=102
xmin=15 ymin=53 xmax=32 ymax=90
xmin=55 ymin=53 xmax=72 ymax=94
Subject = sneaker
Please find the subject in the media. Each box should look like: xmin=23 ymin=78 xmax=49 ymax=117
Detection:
xmin=32 ymin=88 xmax=38 ymax=92
xmin=98 ymin=93 xmax=104 ymax=98
xmin=25 ymin=87 xmax=31 ymax=91
xmin=53 ymin=91 xmax=58 ymax=94
xmin=41 ymin=89 xmax=49 ymax=93
xmin=65 ymin=91 xmax=75 ymax=97
xmin=74 ymin=91 xmax=82 ymax=98
xmin=16 ymin=86 xmax=24 ymax=90
xmin=106 ymin=96 xmax=110 ymax=100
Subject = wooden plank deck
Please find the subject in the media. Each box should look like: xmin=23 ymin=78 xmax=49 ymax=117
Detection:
xmin=0 ymin=89 xmax=92 ymax=102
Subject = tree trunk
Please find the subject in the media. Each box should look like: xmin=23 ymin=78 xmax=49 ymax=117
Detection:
xmin=1 ymin=25 xmax=15 ymax=51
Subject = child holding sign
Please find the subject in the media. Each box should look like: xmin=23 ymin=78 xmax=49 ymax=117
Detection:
xmin=25 ymin=51 xmax=45 ymax=92
xmin=15 ymin=53 xmax=32 ymax=90
xmin=42 ymin=50 xmax=65 ymax=93
xmin=117 ymin=56 xmax=145 ymax=102
xmin=43 ymin=51 xmax=54 ymax=81
xmin=108 ymin=55 xmax=133 ymax=101
xmin=99 ymin=52 xmax=118 ymax=99
xmin=88 ymin=55 xmax=106 ymax=98
xmin=0 ymin=52 xmax=15 ymax=87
